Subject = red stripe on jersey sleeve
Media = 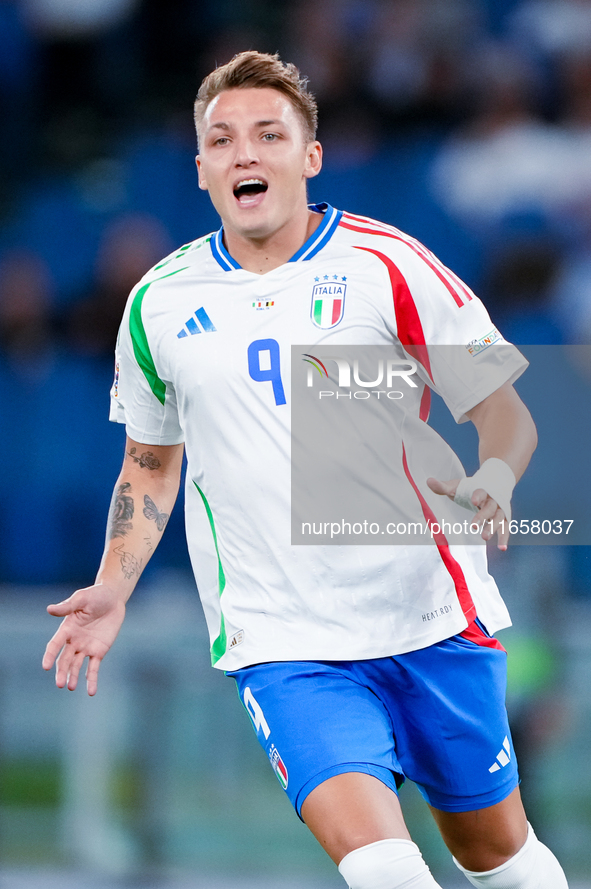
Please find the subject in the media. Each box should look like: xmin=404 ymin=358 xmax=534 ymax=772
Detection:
xmin=342 ymin=217 xmax=470 ymax=308
xmin=401 ymin=443 xmax=477 ymax=624
xmin=353 ymin=245 xmax=434 ymax=382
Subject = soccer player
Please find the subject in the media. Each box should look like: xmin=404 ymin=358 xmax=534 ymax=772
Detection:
xmin=43 ymin=52 xmax=569 ymax=889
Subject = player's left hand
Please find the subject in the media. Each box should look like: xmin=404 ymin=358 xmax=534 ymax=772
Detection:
xmin=426 ymin=477 xmax=509 ymax=551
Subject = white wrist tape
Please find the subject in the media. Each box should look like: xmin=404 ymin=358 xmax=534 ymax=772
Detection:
xmin=454 ymin=458 xmax=516 ymax=523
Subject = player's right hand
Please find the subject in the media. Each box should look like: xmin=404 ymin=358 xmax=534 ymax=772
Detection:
xmin=42 ymin=585 xmax=126 ymax=696
xmin=427 ymin=476 xmax=510 ymax=550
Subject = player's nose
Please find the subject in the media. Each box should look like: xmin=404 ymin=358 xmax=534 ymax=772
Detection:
xmin=234 ymin=137 xmax=259 ymax=167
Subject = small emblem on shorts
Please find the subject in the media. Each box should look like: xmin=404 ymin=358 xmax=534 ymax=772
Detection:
xmin=489 ymin=736 xmax=511 ymax=773
xmin=269 ymin=744 xmax=288 ymax=789
xmin=229 ymin=630 xmax=244 ymax=649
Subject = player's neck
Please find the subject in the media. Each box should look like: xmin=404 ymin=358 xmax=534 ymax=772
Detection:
xmin=223 ymin=209 xmax=323 ymax=275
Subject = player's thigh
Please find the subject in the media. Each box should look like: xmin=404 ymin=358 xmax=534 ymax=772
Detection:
xmin=429 ymin=785 xmax=528 ymax=872
xmin=374 ymin=626 xmax=520 ymax=814
xmin=301 ymin=771 xmax=410 ymax=865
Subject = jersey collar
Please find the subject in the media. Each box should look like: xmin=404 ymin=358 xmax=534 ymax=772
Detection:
xmin=210 ymin=202 xmax=343 ymax=272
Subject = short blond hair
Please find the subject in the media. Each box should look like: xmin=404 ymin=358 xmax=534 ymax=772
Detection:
xmin=194 ymin=51 xmax=318 ymax=144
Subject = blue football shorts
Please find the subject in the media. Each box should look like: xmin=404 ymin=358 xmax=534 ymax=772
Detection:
xmin=227 ymin=620 xmax=519 ymax=819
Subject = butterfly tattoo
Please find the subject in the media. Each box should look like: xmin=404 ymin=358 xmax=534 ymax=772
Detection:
xmin=143 ymin=494 xmax=170 ymax=532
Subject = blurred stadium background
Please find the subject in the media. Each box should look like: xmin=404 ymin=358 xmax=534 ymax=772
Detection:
xmin=1 ymin=0 xmax=591 ymax=886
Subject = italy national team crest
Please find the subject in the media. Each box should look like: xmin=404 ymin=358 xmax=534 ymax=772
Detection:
xmin=269 ymin=744 xmax=288 ymax=789
xmin=311 ymin=276 xmax=347 ymax=329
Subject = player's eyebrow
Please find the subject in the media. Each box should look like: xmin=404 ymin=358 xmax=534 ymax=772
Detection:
xmin=207 ymin=119 xmax=283 ymax=133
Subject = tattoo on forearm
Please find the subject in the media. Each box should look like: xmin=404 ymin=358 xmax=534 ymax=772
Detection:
xmin=127 ymin=447 xmax=162 ymax=471
xmin=108 ymin=482 xmax=134 ymax=539
xmin=144 ymin=534 xmax=153 ymax=552
xmin=143 ymin=494 xmax=170 ymax=532
xmin=114 ymin=543 xmax=142 ymax=580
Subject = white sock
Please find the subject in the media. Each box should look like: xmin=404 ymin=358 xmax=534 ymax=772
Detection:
xmin=453 ymin=823 xmax=568 ymax=888
xmin=338 ymin=838 xmax=443 ymax=888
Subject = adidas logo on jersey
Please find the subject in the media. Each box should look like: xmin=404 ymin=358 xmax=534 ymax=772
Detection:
xmin=489 ymin=736 xmax=511 ymax=773
xmin=229 ymin=630 xmax=244 ymax=648
xmin=177 ymin=307 xmax=216 ymax=338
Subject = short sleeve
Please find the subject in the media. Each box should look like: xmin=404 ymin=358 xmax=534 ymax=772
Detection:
xmin=109 ymin=286 xmax=184 ymax=445
xmin=389 ymin=244 xmax=529 ymax=422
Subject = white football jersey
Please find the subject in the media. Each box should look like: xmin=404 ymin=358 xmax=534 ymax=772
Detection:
xmin=110 ymin=204 xmax=528 ymax=670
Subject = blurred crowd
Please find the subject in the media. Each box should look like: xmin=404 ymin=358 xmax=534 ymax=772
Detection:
xmin=1 ymin=0 xmax=591 ymax=585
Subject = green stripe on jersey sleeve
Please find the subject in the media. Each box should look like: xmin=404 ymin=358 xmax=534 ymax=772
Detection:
xmin=128 ymin=267 xmax=188 ymax=406
xmin=154 ymin=234 xmax=212 ymax=271
xmin=194 ymin=482 xmax=228 ymax=665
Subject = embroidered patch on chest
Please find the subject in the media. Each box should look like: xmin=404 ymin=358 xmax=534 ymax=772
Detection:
xmin=310 ymin=275 xmax=347 ymax=328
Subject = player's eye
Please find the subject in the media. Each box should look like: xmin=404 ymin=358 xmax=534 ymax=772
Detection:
xmin=214 ymin=136 xmax=230 ymax=146
xmin=262 ymin=133 xmax=278 ymax=141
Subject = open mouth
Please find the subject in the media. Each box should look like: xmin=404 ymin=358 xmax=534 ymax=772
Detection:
xmin=233 ymin=179 xmax=268 ymax=203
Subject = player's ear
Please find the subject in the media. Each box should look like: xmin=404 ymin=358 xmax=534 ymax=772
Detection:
xmin=196 ymin=156 xmax=208 ymax=191
xmin=304 ymin=141 xmax=323 ymax=181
